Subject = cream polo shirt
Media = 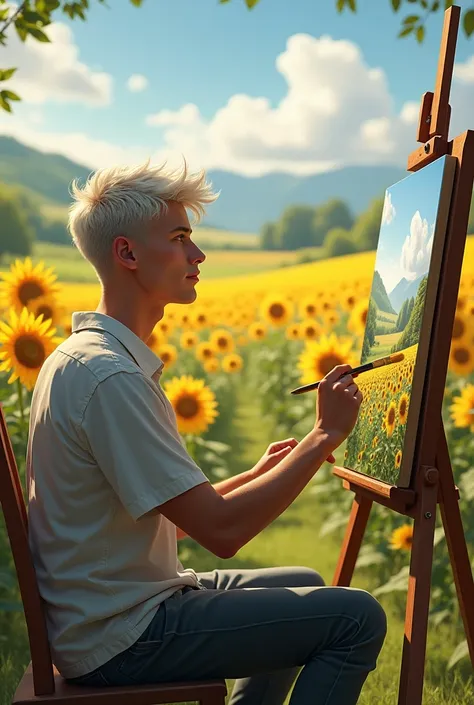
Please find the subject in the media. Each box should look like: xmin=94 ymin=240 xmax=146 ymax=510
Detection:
xmin=26 ymin=311 xmax=210 ymax=679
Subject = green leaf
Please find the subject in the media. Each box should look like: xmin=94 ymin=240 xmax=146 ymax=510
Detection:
xmin=463 ymin=9 xmax=474 ymax=37
xmin=448 ymin=639 xmax=469 ymax=669
xmin=398 ymin=26 xmax=415 ymax=37
xmin=355 ymin=549 xmax=386 ymax=568
xmin=0 ymin=93 xmax=11 ymax=112
xmin=129 ymin=0 xmax=143 ymax=5
xmin=416 ymin=25 xmax=425 ymax=43
xmin=245 ymin=0 xmax=259 ymax=7
xmin=391 ymin=0 xmax=402 ymax=10
xmin=444 ymin=0 xmax=453 ymax=8
xmin=336 ymin=0 xmax=344 ymax=11
xmin=0 ymin=601 xmax=23 ymax=612
xmin=433 ymin=525 xmax=445 ymax=546
xmin=373 ymin=565 xmax=410 ymax=596
xmin=25 ymin=25 xmax=50 ymax=42
xmin=403 ymin=14 xmax=420 ymax=24
xmin=320 ymin=513 xmax=348 ymax=536
xmin=0 ymin=68 xmax=17 ymax=81
xmin=1 ymin=90 xmax=20 ymax=101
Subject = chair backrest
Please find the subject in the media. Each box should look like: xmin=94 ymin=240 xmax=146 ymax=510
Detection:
xmin=0 ymin=403 xmax=55 ymax=695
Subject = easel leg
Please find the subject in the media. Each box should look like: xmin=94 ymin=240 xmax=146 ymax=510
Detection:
xmin=437 ymin=427 xmax=474 ymax=665
xmin=332 ymin=494 xmax=372 ymax=586
xmin=398 ymin=468 xmax=438 ymax=705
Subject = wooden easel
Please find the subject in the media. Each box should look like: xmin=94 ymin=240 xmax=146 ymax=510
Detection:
xmin=331 ymin=6 xmax=474 ymax=704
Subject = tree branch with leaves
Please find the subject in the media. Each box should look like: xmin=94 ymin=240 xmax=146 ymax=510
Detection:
xmin=1 ymin=0 xmax=473 ymax=113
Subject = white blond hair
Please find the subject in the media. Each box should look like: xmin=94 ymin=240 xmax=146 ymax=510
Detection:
xmin=67 ymin=158 xmax=219 ymax=279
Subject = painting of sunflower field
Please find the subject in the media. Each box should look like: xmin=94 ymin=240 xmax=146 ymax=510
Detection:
xmin=345 ymin=155 xmax=457 ymax=486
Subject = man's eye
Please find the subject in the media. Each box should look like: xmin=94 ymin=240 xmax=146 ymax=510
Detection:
xmin=176 ymin=234 xmax=186 ymax=241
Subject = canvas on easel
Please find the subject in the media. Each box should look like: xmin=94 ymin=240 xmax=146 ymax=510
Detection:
xmin=344 ymin=154 xmax=456 ymax=487
xmin=329 ymin=6 xmax=474 ymax=705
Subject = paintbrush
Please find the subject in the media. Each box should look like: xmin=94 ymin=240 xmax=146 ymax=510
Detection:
xmin=289 ymin=352 xmax=405 ymax=395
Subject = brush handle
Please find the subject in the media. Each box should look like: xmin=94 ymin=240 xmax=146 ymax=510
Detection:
xmin=290 ymin=362 xmax=372 ymax=395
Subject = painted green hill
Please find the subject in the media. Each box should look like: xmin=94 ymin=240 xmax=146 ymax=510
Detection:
xmin=371 ymin=270 xmax=396 ymax=315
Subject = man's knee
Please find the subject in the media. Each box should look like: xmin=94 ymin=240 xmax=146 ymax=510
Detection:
xmin=293 ymin=566 xmax=326 ymax=588
xmin=354 ymin=589 xmax=387 ymax=645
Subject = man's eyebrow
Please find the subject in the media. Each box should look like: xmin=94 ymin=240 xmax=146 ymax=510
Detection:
xmin=169 ymin=226 xmax=192 ymax=234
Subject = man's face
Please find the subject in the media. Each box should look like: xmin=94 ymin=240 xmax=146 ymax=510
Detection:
xmin=122 ymin=201 xmax=206 ymax=306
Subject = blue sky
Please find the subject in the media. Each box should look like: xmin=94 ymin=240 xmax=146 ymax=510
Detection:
xmin=374 ymin=155 xmax=453 ymax=293
xmin=1 ymin=0 xmax=474 ymax=175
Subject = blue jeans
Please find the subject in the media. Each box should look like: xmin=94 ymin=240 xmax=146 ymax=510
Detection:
xmin=66 ymin=566 xmax=387 ymax=705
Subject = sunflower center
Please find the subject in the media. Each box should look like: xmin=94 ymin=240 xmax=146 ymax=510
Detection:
xmin=361 ymin=309 xmax=368 ymax=325
xmin=37 ymin=305 xmax=53 ymax=320
xmin=306 ymin=305 xmax=316 ymax=315
xmin=19 ymin=281 xmax=44 ymax=306
xmin=161 ymin=351 xmax=171 ymax=363
xmin=453 ymin=347 xmax=470 ymax=364
xmin=399 ymin=398 xmax=407 ymax=417
xmin=203 ymin=347 xmax=213 ymax=358
xmin=176 ymin=395 xmax=199 ymax=419
xmin=388 ymin=406 xmax=396 ymax=426
xmin=318 ymin=352 xmax=343 ymax=376
xmin=14 ymin=334 xmax=46 ymax=369
xmin=269 ymin=303 xmax=285 ymax=319
xmin=197 ymin=314 xmax=206 ymax=324
xmin=217 ymin=336 xmax=228 ymax=349
xmin=452 ymin=317 xmax=465 ymax=339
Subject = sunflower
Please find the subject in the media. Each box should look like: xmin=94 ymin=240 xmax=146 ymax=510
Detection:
xmin=398 ymin=393 xmax=409 ymax=424
xmin=299 ymin=319 xmax=321 ymax=341
xmin=389 ymin=524 xmax=413 ymax=551
xmin=203 ymin=357 xmax=220 ymax=373
xmin=385 ymin=401 xmax=397 ymax=437
xmin=448 ymin=341 xmax=474 ymax=376
xmin=285 ymin=324 xmax=300 ymax=341
xmin=0 ymin=307 xmax=63 ymax=390
xmin=298 ymin=297 xmax=318 ymax=319
xmin=146 ymin=329 xmax=163 ymax=355
xmin=156 ymin=319 xmax=174 ymax=336
xmin=191 ymin=309 xmax=210 ymax=329
xmin=180 ymin=331 xmax=198 ymax=349
xmin=297 ymin=333 xmax=358 ymax=384
xmin=248 ymin=322 xmax=267 ymax=340
xmin=163 ymin=375 xmax=218 ymax=435
xmin=348 ymin=300 xmax=369 ymax=337
xmin=209 ymin=328 xmax=235 ymax=354
xmin=259 ymin=294 xmax=294 ymax=327
xmin=237 ymin=334 xmax=248 ymax=346
xmin=0 ymin=258 xmax=60 ymax=313
xmin=27 ymin=293 xmax=63 ymax=326
xmin=195 ymin=341 xmax=217 ymax=363
xmin=395 ymin=450 xmax=402 ymax=468
xmin=157 ymin=343 xmax=178 ymax=367
xmin=222 ymin=353 xmax=243 ymax=373
xmin=449 ymin=384 xmax=474 ymax=430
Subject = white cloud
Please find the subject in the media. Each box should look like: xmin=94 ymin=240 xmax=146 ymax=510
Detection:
xmin=381 ymin=191 xmax=396 ymax=225
xmin=144 ymin=34 xmax=420 ymax=176
xmin=4 ymin=21 xmax=112 ymax=105
xmin=1 ymin=31 xmax=473 ymax=178
xmin=127 ymin=74 xmax=149 ymax=92
xmin=453 ymin=55 xmax=474 ymax=84
xmin=400 ymin=211 xmax=435 ymax=281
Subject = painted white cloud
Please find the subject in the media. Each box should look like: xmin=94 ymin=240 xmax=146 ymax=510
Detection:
xmin=4 ymin=21 xmax=112 ymax=105
xmin=400 ymin=211 xmax=435 ymax=281
xmin=127 ymin=74 xmax=149 ymax=92
xmin=381 ymin=191 xmax=396 ymax=225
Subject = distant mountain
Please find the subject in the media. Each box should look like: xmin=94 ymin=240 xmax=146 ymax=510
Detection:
xmin=371 ymin=270 xmax=396 ymax=315
xmin=389 ymin=274 xmax=425 ymax=313
xmin=0 ymin=136 xmax=407 ymax=233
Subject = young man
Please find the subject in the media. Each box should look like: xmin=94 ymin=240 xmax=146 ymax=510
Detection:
xmin=26 ymin=160 xmax=387 ymax=705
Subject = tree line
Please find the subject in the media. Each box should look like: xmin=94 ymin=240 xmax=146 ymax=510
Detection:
xmin=262 ymin=191 xmax=474 ymax=259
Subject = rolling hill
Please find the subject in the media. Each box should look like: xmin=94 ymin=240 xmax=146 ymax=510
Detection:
xmin=0 ymin=136 xmax=406 ymax=233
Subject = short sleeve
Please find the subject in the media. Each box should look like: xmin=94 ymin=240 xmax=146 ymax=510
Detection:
xmin=81 ymin=371 xmax=210 ymax=520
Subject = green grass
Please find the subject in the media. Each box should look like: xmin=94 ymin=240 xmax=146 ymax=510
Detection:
xmin=1 ymin=369 xmax=472 ymax=705
xmin=0 ymin=241 xmax=322 ymax=283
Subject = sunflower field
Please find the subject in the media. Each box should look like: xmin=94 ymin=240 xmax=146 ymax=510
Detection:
xmin=0 ymin=237 xmax=473 ymax=698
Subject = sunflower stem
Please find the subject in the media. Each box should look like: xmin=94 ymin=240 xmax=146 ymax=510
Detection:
xmin=16 ymin=378 xmax=26 ymax=441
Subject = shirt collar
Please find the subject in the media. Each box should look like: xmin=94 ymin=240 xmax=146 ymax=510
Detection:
xmin=71 ymin=311 xmax=164 ymax=380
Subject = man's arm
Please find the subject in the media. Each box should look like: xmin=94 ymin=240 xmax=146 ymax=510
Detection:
xmin=176 ymin=467 xmax=258 ymax=540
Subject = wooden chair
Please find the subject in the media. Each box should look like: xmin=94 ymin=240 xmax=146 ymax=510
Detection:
xmin=0 ymin=403 xmax=227 ymax=705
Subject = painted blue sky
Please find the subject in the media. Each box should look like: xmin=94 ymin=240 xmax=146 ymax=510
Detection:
xmin=374 ymin=155 xmax=450 ymax=294
xmin=1 ymin=0 xmax=474 ymax=175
